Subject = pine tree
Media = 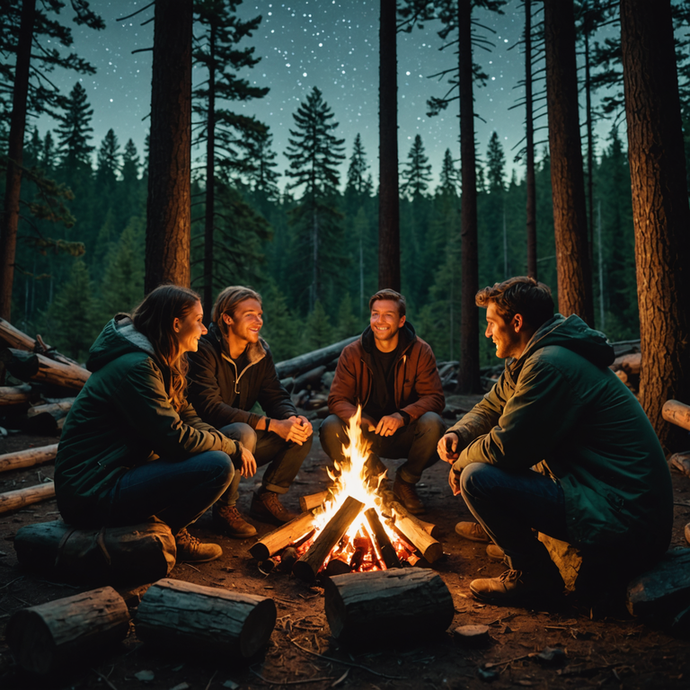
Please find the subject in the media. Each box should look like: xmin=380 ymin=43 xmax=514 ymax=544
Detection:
xmin=400 ymin=134 xmax=432 ymax=198
xmin=301 ymin=301 xmax=334 ymax=351
xmin=243 ymin=126 xmax=280 ymax=204
xmin=346 ymin=134 xmax=370 ymax=195
xmin=95 ymin=128 xmax=120 ymax=193
xmin=335 ymin=293 xmax=362 ymax=341
xmin=55 ymin=82 xmax=95 ymax=174
xmin=438 ymin=148 xmax=459 ymax=195
xmin=260 ymin=281 xmax=300 ymax=362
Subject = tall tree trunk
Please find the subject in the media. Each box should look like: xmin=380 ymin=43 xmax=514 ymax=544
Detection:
xmin=378 ymin=0 xmax=400 ymax=291
xmin=312 ymin=205 xmax=319 ymax=310
xmin=203 ymin=24 xmax=217 ymax=319
xmin=544 ymin=0 xmax=594 ymax=324
xmin=583 ymin=13 xmax=594 ymax=272
xmin=456 ymin=0 xmax=480 ymax=394
xmin=145 ymin=0 xmax=193 ymax=293
xmin=524 ymin=0 xmax=537 ymax=279
xmin=0 ymin=0 xmax=36 ymax=321
xmin=620 ymin=0 xmax=690 ymax=449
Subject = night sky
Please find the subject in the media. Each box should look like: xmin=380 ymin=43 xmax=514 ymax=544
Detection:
xmin=35 ymin=0 xmax=615 ymax=188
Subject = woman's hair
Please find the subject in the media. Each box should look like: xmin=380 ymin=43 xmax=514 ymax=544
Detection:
xmin=212 ymin=285 xmax=262 ymax=338
xmin=132 ymin=284 xmax=201 ymax=411
xmin=475 ymin=276 xmax=554 ymax=329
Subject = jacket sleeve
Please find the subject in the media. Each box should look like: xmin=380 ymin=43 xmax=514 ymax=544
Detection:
xmin=399 ymin=341 xmax=445 ymax=422
xmin=451 ymin=356 xmax=583 ymax=474
xmin=115 ymin=358 xmax=240 ymax=461
xmin=187 ymin=340 xmax=255 ymax=429
xmin=256 ymin=349 xmax=299 ymax=419
xmin=327 ymin=345 xmax=361 ymax=424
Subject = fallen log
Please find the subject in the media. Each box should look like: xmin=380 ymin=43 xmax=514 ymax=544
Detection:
xmin=136 ymin=578 xmax=276 ymax=659
xmin=299 ymin=490 xmax=329 ymax=512
xmin=390 ymin=500 xmax=443 ymax=564
xmin=292 ymin=365 xmax=327 ymax=393
xmin=364 ymin=507 xmax=401 ymax=569
xmin=662 ymin=399 xmax=690 ymax=432
xmin=0 ymin=348 xmax=90 ymax=390
xmin=27 ymin=399 xmax=74 ymax=419
xmin=275 ymin=336 xmax=358 ymax=379
xmin=0 ymin=481 xmax=55 ymax=514
xmin=0 ymin=383 xmax=32 ymax=407
xmin=24 ymin=399 xmax=74 ymax=434
xmin=669 ymin=452 xmax=690 ymax=478
xmin=0 ymin=444 xmax=58 ymax=474
xmin=6 ymin=586 xmax=130 ymax=676
xmin=292 ymin=496 xmax=364 ymax=582
xmin=626 ymin=548 xmax=690 ymax=620
xmin=14 ymin=519 xmax=176 ymax=584
xmin=0 ymin=318 xmax=80 ymax=366
xmin=248 ymin=510 xmax=317 ymax=561
xmin=619 ymin=352 xmax=641 ymax=375
xmin=324 ymin=569 xmax=454 ymax=645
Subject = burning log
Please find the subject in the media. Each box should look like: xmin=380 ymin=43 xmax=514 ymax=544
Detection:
xmin=0 ymin=348 xmax=90 ymax=390
xmin=292 ymin=496 xmax=365 ymax=582
xmin=324 ymin=569 xmax=455 ymax=645
xmin=364 ymin=507 xmax=401 ymax=569
xmin=663 ymin=399 xmax=690 ymax=432
xmin=299 ymin=490 xmax=329 ymax=512
xmin=0 ymin=443 xmax=58 ymax=474
xmin=0 ymin=383 xmax=32 ymax=407
xmin=6 ymin=586 xmax=130 ymax=676
xmin=390 ymin=500 xmax=443 ymax=564
xmin=136 ymin=578 xmax=277 ymax=658
xmin=0 ymin=481 xmax=55 ymax=515
xmin=248 ymin=510 xmax=317 ymax=562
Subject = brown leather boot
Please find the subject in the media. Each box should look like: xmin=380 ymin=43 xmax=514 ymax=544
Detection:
xmin=470 ymin=566 xmax=564 ymax=606
xmin=212 ymin=504 xmax=257 ymax=538
xmin=250 ymin=490 xmax=298 ymax=524
xmin=392 ymin=475 xmax=425 ymax=514
xmin=175 ymin=528 xmax=222 ymax=563
xmin=455 ymin=521 xmax=490 ymax=543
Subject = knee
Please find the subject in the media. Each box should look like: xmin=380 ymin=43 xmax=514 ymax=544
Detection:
xmin=205 ymin=450 xmax=235 ymax=486
xmin=319 ymin=415 xmax=345 ymax=455
xmin=459 ymin=462 xmax=495 ymax=500
xmin=220 ymin=422 xmax=257 ymax=452
xmin=416 ymin=412 xmax=445 ymax=438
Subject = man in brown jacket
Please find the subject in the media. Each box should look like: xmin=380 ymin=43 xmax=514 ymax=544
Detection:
xmin=320 ymin=289 xmax=445 ymax=514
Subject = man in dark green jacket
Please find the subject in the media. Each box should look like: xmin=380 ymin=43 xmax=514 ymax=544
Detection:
xmin=438 ymin=277 xmax=673 ymax=606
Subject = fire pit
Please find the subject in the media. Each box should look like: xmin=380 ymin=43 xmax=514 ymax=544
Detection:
xmin=249 ymin=408 xmax=444 ymax=582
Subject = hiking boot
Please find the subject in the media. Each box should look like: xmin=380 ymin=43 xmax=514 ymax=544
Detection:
xmin=393 ymin=475 xmax=426 ymax=515
xmin=486 ymin=543 xmax=506 ymax=561
xmin=469 ymin=567 xmax=564 ymax=606
xmin=175 ymin=528 xmax=222 ymax=563
xmin=455 ymin=521 xmax=490 ymax=542
xmin=213 ymin=504 xmax=257 ymax=538
xmin=250 ymin=490 xmax=298 ymax=525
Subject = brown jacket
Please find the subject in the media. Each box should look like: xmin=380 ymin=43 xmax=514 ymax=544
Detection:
xmin=328 ymin=323 xmax=445 ymax=425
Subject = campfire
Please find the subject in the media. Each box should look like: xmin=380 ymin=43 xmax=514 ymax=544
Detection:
xmin=249 ymin=407 xmax=444 ymax=582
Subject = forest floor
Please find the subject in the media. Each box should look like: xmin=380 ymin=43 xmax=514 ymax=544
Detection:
xmin=1 ymin=399 xmax=690 ymax=690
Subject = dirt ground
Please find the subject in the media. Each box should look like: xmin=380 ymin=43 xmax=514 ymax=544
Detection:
xmin=1 ymin=412 xmax=690 ymax=690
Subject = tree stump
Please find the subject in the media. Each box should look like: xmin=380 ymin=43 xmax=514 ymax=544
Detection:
xmin=6 ymin=586 xmax=130 ymax=676
xmin=324 ymin=568 xmax=455 ymax=645
xmin=135 ymin=578 xmax=277 ymax=659
xmin=14 ymin=519 xmax=176 ymax=584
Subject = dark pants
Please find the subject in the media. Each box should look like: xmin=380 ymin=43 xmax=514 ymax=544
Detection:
xmin=319 ymin=412 xmax=445 ymax=484
xmin=218 ymin=422 xmax=312 ymax=506
xmin=106 ymin=450 xmax=234 ymax=534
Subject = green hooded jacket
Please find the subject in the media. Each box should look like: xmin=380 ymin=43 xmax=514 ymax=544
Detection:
xmin=55 ymin=317 xmax=239 ymax=525
xmin=449 ymin=314 xmax=673 ymax=554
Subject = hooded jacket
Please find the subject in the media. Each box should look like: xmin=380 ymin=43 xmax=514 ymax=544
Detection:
xmin=186 ymin=322 xmax=298 ymax=430
xmin=328 ymin=321 xmax=445 ymax=425
xmin=55 ymin=317 xmax=239 ymax=526
xmin=449 ymin=314 xmax=673 ymax=554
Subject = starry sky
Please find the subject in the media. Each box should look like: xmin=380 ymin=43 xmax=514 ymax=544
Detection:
xmin=35 ymin=0 xmax=617 ymax=189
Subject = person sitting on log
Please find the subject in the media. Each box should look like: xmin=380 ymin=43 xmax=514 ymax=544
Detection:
xmin=55 ymin=285 xmax=241 ymax=563
xmin=187 ymin=286 xmax=313 ymax=538
xmin=320 ymin=289 xmax=446 ymax=514
xmin=438 ymin=276 xmax=673 ymax=607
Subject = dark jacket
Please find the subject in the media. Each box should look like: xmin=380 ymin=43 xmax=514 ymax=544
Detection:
xmin=55 ymin=317 xmax=238 ymax=526
xmin=186 ymin=323 xmax=297 ymax=429
xmin=449 ymin=314 xmax=673 ymax=554
xmin=328 ymin=322 xmax=445 ymax=425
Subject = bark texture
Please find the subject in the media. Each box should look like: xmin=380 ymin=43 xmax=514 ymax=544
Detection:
xmin=620 ymin=0 xmax=690 ymax=448
xmin=524 ymin=0 xmax=537 ymax=279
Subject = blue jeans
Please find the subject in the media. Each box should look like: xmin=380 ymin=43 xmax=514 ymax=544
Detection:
xmin=218 ymin=422 xmax=311 ymax=506
xmin=320 ymin=412 xmax=445 ymax=484
xmin=460 ymin=463 xmax=569 ymax=571
xmin=106 ymin=450 xmax=234 ymax=534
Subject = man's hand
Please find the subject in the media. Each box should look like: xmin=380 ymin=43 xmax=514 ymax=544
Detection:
xmin=240 ymin=446 xmax=257 ymax=478
xmin=438 ymin=432 xmax=460 ymax=463
xmin=374 ymin=413 xmax=404 ymax=437
xmin=270 ymin=416 xmax=313 ymax=445
xmin=448 ymin=466 xmax=462 ymax=496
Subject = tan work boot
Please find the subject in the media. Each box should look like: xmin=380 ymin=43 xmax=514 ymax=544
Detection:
xmin=213 ymin=504 xmax=257 ymax=538
xmin=175 ymin=528 xmax=222 ymax=563
xmin=393 ymin=475 xmax=425 ymax=514
xmin=250 ymin=490 xmax=298 ymax=524
xmin=470 ymin=567 xmax=564 ymax=606
xmin=455 ymin=521 xmax=490 ymax=543
xmin=486 ymin=543 xmax=506 ymax=561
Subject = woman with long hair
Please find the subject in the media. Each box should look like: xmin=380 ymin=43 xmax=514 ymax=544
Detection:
xmin=55 ymin=285 xmax=242 ymax=562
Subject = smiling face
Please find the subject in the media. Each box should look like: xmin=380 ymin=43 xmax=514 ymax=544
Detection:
xmin=174 ymin=300 xmax=207 ymax=357
xmin=223 ymin=298 xmax=263 ymax=356
xmin=485 ymin=302 xmax=524 ymax=360
xmin=370 ymin=299 xmax=406 ymax=352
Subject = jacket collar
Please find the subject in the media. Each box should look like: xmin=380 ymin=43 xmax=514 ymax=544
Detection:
xmin=360 ymin=320 xmax=416 ymax=361
xmin=208 ymin=321 xmax=267 ymax=367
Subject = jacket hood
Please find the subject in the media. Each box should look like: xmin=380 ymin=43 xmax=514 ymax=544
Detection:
xmin=86 ymin=316 xmax=157 ymax=372
xmin=361 ymin=320 xmax=416 ymax=357
xmin=511 ymin=313 xmax=615 ymax=372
